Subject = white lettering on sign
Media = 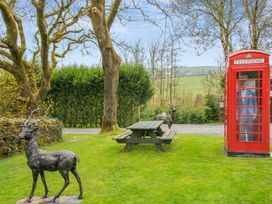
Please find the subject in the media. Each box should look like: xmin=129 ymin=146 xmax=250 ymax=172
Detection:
xmin=234 ymin=58 xmax=265 ymax=65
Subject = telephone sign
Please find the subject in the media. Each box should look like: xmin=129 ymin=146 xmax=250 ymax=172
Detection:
xmin=234 ymin=58 xmax=265 ymax=65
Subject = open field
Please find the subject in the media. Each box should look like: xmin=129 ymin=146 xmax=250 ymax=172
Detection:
xmin=175 ymin=66 xmax=219 ymax=76
xmin=154 ymin=75 xmax=205 ymax=96
xmin=153 ymin=75 xmax=205 ymax=107
xmin=1 ymin=133 xmax=272 ymax=203
xmin=176 ymin=75 xmax=205 ymax=95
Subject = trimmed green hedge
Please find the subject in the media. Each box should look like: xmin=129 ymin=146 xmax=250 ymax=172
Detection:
xmin=48 ymin=64 xmax=153 ymax=127
xmin=0 ymin=118 xmax=62 ymax=155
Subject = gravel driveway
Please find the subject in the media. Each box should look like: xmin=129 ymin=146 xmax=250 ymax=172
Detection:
xmin=171 ymin=124 xmax=224 ymax=136
xmin=63 ymin=124 xmax=224 ymax=135
xmin=63 ymin=128 xmax=101 ymax=134
xmin=63 ymin=124 xmax=272 ymax=137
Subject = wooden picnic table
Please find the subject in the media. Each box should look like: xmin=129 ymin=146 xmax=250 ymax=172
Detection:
xmin=113 ymin=120 xmax=176 ymax=152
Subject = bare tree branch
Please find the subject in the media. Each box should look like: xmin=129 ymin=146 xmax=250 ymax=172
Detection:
xmin=107 ymin=0 xmax=121 ymax=30
xmin=0 ymin=0 xmax=90 ymax=111
xmin=0 ymin=58 xmax=13 ymax=73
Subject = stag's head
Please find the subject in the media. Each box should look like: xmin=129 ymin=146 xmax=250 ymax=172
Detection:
xmin=18 ymin=125 xmax=38 ymax=140
xmin=169 ymin=104 xmax=179 ymax=118
xmin=19 ymin=107 xmax=50 ymax=140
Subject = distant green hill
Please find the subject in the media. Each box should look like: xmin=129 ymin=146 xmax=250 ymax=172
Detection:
xmin=176 ymin=66 xmax=219 ymax=76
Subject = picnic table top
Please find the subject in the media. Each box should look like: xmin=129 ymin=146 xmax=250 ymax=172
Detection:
xmin=126 ymin=120 xmax=164 ymax=130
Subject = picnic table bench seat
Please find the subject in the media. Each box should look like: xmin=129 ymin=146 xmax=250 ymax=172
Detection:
xmin=160 ymin=129 xmax=176 ymax=144
xmin=112 ymin=130 xmax=132 ymax=142
xmin=112 ymin=121 xmax=176 ymax=151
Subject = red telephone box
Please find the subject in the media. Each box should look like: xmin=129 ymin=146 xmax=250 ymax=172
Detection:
xmin=224 ymin=50 xmax=270 ymax=157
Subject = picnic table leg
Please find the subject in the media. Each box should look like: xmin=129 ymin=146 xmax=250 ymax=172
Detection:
xmin=147 ymin=130 xmax=165 ymax=152
xmin=155 ymin=144 xmax=165 ymax=152
xmin=124 ymin=143 xmax=133 ymax=152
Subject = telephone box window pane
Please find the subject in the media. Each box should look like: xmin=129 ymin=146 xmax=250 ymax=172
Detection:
xmin=239 ymin=81 xmax=257 ymax=89
xmin=239 ymin=125 xmax=257 ymax=133
xmin=237 ymin=98 xmax=258 ymax=106
xmin=239 ymin=107 xmax=259 ymax=114
xmin=239 ymin=72 xmax=258 ymax=79
xmin=238 ymin=90 xmax=259 ymax=96
xmin=239 ymin=116 xmax=258 ymax=124
xmin=239 ymin=134 xmax=258 ymax=142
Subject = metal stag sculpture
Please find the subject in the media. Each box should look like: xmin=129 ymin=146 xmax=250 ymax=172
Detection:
xmin=154 ymin=105 xmax=179 ymax=128
xmin=19 ymin=108 xmax=83 ymax=203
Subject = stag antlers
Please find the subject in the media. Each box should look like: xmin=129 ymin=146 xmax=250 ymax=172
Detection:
xmin=24 ymin=106 xmax=51 ymax=127
xmin=168 ymin=104 xmax=180 ymax=109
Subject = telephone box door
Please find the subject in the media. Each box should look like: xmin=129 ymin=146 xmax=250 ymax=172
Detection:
xmin=233 ymin=69 xmax=268 ymax=152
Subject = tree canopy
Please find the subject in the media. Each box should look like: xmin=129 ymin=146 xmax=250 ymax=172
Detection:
xmin=0 ymin=0 xmax=90 ymax=110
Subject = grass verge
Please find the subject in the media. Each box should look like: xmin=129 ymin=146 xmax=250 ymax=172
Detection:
xmin=0 ymin=134 xmax=272 ymax=204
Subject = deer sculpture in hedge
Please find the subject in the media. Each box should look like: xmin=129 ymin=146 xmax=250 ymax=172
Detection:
xmin=19 ymin=107 xmax=83 ymax=203
xmin=154 ymin=105 xmax=179 ymax=128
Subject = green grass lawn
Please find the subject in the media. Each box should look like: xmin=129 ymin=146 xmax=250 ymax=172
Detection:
xmin=1 ymin=134 xmax=272 ymax=204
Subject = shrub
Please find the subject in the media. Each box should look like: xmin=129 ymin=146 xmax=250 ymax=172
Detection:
xmin=204 ymin=94 xmax=221 ymax=122
xmin=140 ymin=106 xmax=160 ymax=121
xmin=140 ymin=106 xmax=207 ymax=124
xmin=174 ymin=108 xmax=207 ymax=124
xmin=48 ymin=64 xmax=153 ymax=127
xmin=0 ymin=71 xmax=27 ymax=117
xmin=0 ymin=118 xmax=62 ymax=155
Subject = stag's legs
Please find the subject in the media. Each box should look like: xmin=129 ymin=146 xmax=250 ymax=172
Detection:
xmin=26 ymin=169 xmax=39 ymax=202
xmin=51 ymin=170 xmax=70 ymax=203
xmin=71 ymin=167 xmax=83 ymax=199
xmin=40 ymin=171 xmax=49 ymax=198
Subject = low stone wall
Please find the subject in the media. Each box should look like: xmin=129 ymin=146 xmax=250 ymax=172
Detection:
xmin=0 ymin=118 xmax=62 ymax=155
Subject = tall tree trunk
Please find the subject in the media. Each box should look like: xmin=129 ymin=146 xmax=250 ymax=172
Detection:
xmin=160 ymin=68 xmax=163 ymax=107
xmin=251 ymin=22 xmax=258 ymax=49
xmin=88 ymin=0 xmax=121 ymax=132
xmin=101 ymin=49 xmax=120 ymax=131
xmin=169 ymin=43 xmax=174 ymax=105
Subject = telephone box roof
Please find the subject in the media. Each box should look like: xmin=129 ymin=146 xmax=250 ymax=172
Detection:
xmin=228 ymin=50 xmax=270 ymax=59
